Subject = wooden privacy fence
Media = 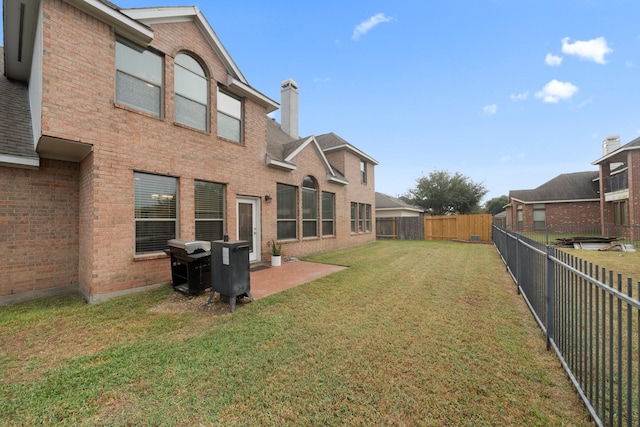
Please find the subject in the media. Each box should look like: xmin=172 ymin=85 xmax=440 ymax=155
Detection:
xmin=376 ymin=214 xmax=493 ymax=241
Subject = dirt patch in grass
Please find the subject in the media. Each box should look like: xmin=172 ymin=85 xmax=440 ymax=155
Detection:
xmin=147 ymin=289 xmax=252 ymax=316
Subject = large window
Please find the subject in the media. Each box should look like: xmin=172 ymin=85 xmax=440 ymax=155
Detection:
xmin=322 ymin=192 xmax=335 ymax=236
xmin=134 ymin=172 xmax=177 ymax=254
xmin=116 ymin=39 xmax=163 ymax=117
xmin=302 ymin=176 xmax=318 ymax=238
xmin=175 ymin=53 xmax=208 ymax=131
xmin=351 ymin=202 xmax=372 ymax=234
xmin=532 ymin=204 xmax=546 ymax=230
xmin=277 ymin=183 xmax=297 ymax=240
xmin=217 ymin=87 xmax=242 ymax=142
xmin=195 ymin=181 xmax=224 ymax=241
xmin=614 ymin=200 xmax=628 ymax=225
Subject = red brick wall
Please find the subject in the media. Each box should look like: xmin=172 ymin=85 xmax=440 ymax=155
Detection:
xmin=23 ymin=1 xmax=376 ymax=300
xmin=508 ymin=200 xmax=600 ymax=233
xmin=0 ymin=159 xmax=79 ymax=297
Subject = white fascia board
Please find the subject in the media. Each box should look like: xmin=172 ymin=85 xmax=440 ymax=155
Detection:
xmin=512 ymin=198 xmax=600 ymax=205
xmin=0 ymin=154 xmax=39 ymax=169
xmin=266 ymin=156 xmax=296 ymax=171
xmin=322 ymin=144 xmax=379 ymax=165
xmin=592 ymin=145 xmax=640 ymax=165
xmin=328 ymin=176 xmax=349 ymax=185
xmin=66 ymin=0 xmax=153 ymax=46
xmin=227 ymin=76 xmax=279 ymax=113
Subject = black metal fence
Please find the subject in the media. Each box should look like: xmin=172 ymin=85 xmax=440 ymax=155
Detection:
xmin=493 ymin=225 xmax=640 ymax=426
xmin=512 ymin=223 xmax=640 ymax=248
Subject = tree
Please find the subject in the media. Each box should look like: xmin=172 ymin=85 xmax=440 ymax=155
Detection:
xmin=401 ymin=170 xmax=488 ymax=215
xmin=484 ymin=195 xmax=509 ymax=215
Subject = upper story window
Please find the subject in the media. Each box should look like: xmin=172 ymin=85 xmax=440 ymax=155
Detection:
xmin=174 ymin=53 xmax=208 ymax=131
xmin=217 ymin=87 xmax=242 ymax=142
xmin=360 ymin=160 xmax=367 ymax=184
xmin=115 ymin=38 xmax=163 ymax=117
xmin=302 ymin=176 xmax=318 ymax=238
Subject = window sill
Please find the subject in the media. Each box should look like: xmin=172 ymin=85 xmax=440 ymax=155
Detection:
xmin=114 ymin=103 xmax=163 ymax=121
xmin=134 ymin=252 xmax=169 ymax=262
xmin=173 ymin=121 xmax=209 ymax=135
xmin=217 ymin=135 xmax=244 ymax=145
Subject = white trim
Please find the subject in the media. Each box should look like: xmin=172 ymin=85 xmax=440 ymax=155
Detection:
xmin=328 ymin=176 xmax=349 ymax=185
xmin=376 ymin=207 xmax=423 ymax=213
xmin=266 ymin=156 xmax=297 ymax=171
xmin=510 ymin=197 xmax=600 ymax=204
xmin=285 ymin=136 xmax=337 ymax=178
xmin=0 ymin=154 xmax=40 ymax=169
xmin=592 ymin=144 xmax=640 ymax=165
xmin=226 ymin=76 xmax=279 ymax=113
xmin=65 ymin=0 xmax=153 ymax=46
xmin=321 ymin=143 xmax=379 ymax=165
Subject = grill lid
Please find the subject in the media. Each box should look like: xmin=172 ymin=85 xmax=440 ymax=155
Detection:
xmin=167 ymin=239 xmax=211 ymax=254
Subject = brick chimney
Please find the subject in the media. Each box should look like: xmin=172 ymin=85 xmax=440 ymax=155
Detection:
xmin=281 ymin=79 xmax=299 ymax=139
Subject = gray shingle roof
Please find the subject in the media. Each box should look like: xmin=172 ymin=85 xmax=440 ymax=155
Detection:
xmin=0 ymin=46 xmax=37 ymax=162
xmin=375 ymin=192 xmax=423 ymax=211
xmin=509 ymin=171 xmax=599 ymax=203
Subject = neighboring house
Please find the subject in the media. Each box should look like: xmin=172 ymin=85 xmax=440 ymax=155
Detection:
xmin=506 ymin=171 xmax=600 ymax=232
xmin=0 ymin=0 xmax=377 ymax=305
xmin=592 ymin=135 xmax=640 ymax=240
xmin=374 ymin=192 xmax=424 ymax=218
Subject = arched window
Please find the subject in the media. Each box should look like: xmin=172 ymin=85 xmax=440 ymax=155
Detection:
xmin=174 ymin=53 xmax=208 ymax=131
xmin=302 ymin=176 xmax=318 ymax=238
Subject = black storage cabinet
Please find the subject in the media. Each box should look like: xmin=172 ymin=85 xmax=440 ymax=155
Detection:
xmin=208 ymin=239 xmax=253 ymax=312
xmin=165 ymin=240 xmax=211 ymax=296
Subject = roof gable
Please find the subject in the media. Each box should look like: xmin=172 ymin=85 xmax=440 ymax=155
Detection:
xmin=316 ymin=132 xmax=379 ymax=165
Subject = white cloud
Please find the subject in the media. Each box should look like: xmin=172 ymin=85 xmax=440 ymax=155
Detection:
xmin=510 ymin=91 xmax=529 ymax=101
xmin=352 ymin=13 xmax=393 ymax=41
xmin=561 ymin=37 xmax=612 ymax=64
xmin=545 ymin=53 xmax=563 ymax=66
xmin=498 ymin=155 xmax=511 ymax=163
xmin=313 ymin=77 xmax=331 ymax=83
xmin=483 ymin=104 xmax=498 ymax=115
xmin=535 ymin=79 xmax=579 ymax=103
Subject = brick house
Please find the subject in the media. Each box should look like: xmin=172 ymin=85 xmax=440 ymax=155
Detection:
xmin=374 ymin=192 xmax=424 ymax=218
xmin=0 ymin=0 xmax=377 ymax=305
xmin=592 ymin=135 xmax=640 ymax=240
xmin=506 ymin=171 xmax=600 ymax=233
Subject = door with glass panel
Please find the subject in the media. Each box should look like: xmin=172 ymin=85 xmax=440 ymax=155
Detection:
xmin=236 ymin=197 xmax=260 ymax=262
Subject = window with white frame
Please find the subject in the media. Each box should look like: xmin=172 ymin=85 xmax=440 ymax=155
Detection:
xmin=516 ymin=205 xmax=523 ymax=229
xmin=134 ymin=172 xmax=177 ymax=254
xmin=195 ymin=180 xmax=224 ymax=241
xmin=277 ymin=183 xmax=297 ymax=240
xmin=302 ymin=176 xmax=318 ymax=238
xmin=217 ymin=87 xmax=242 ymax=142
xmin=115 ymin=38 xmax=163 ymax=117
xmin=358 ymin=203 xmax=365 ymax=232
xmin=365 ymin=204 xmax=371 ymax=232
xmin=175 ymin=53 xmax=208 ymax=131
xmin=322 ymin=191 xmax=335 ymax=236
xmin=533 ymin=204 xmax=546 ymax=230
xmin=360 ymin=160 xmax=367 ymax=184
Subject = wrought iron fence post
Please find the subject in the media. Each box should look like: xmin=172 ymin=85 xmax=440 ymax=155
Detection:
xmin=546 ymin=245 xmax=555 ymax=351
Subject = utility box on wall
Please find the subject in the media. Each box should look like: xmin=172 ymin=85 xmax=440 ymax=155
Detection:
xmin=208 ymin=239 xmax=253 ymax=312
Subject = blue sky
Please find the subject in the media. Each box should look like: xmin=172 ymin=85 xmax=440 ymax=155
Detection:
xmin=4 ymin=0 xmax=640 ymax=203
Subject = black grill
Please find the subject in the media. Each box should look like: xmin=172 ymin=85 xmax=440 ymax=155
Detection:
xmin=165 ymin=239 xmax=211 ymax=295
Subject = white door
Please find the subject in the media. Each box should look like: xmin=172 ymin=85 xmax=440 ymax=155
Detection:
xmin=237 ymin=197 xmax=260 ymax=262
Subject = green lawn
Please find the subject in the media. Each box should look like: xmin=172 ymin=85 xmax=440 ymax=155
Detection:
xmin=0 ymin=241 xmax=591 ymax=426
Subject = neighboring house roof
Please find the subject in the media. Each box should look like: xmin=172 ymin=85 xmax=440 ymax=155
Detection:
xmin=509 ymin=171 xmax=600 ymax=203
xmin=0 ymin=46 xmax=38 ymax=168
xmin=316 ymin=132 xmax=379 ymax=165
xmin=592 ymin=136 xmax=640 ymax=165
xmin=375 ymin=192 xmax=423 ymax=213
